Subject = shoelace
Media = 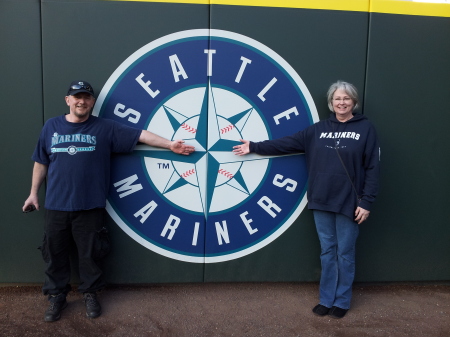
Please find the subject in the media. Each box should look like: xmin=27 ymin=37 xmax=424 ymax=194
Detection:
xmin=48 ymin=301 xmax=63 ymax=311
xmin=84 ymin=294 xmax=98 ymax=306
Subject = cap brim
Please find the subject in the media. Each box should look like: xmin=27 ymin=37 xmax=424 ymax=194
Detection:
xmin=68 ymin=89 xmax=95 ymax=96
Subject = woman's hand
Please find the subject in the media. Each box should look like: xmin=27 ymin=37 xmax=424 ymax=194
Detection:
xmin=355 ymin=206 xmax=370 ymax=224
xmin=233 ymin=139 xmax=250 ymax=156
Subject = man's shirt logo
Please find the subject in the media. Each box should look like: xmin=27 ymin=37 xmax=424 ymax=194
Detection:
xmin=93 ymin=29 xmax=318 ymax=263
xmin=50 ymin=132 xmax=97 ymax=155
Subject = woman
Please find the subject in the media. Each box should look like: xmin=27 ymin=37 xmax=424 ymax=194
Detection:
xmin=233 ymin=81 xmax=380 ymax=318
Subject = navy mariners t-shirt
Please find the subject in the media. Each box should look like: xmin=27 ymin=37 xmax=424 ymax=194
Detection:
xmin=32 ymin=115 xmax=141 ymax=211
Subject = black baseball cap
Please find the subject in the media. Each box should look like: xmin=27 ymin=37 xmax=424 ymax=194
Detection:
xmin=67 ymin=80 xmax=95 ymax=96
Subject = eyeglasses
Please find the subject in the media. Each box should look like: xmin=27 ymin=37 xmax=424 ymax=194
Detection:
xmin=333 ymin=97 xmax=352 ymax=103
xmin=70 ymin=84 xmax=93 ymax=92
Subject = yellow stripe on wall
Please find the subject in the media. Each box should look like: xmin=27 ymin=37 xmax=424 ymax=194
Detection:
xmin=210 ymin=0 xmax=369 ymax=12
xmin=106 ymin=0 xmax=369 ymax=11
xmin=371 ymin=0 xmax=450 ymax=17
xmin=107 ymin=0 xmax=450 ymax=18
xmin=107 ymin=0 xmax=210 ymax=3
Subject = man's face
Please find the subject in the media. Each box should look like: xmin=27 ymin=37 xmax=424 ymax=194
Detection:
xmin=65 ymin=93 xmax=95 ymax=120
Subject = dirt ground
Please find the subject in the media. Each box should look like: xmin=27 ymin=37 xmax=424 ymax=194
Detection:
xmin=0 ymin=283 xmax=449 ymax=337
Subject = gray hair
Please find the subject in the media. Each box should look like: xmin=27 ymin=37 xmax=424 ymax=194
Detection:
xmin=327 ymin=81 xmax=359 ymax=112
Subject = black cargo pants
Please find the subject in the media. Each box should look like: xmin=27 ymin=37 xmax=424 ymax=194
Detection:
xmin=40 ymin=208 xmax=110 ymax=298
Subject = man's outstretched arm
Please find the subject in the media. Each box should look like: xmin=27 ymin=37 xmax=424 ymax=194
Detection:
xmin=139 ymin=130 xmax=195 ymax=155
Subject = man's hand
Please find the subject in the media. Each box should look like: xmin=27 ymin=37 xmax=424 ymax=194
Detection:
xmin=23 ymin=194 xmax=39 ymax=212
xmin=139 ymin=131 xmax=194 ymax=155
xmin=170 ymin=140 xmax=195 ymax=155
xmin=22 ymin=162 xmax=47 ymax=213
xmin=355 ymin=206 xmax=370 ymax=224
xmin=232 ymin=139 xmax=250 ymax=156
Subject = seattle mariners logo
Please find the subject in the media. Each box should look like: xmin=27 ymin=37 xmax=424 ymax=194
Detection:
xmin=93 ymin=29 xmax=318 ymax=263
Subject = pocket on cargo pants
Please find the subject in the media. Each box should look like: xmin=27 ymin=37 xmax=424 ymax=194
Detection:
xmin=93 ymin=227 xmax=111 ymax=260
xmin=38 ymin=232 xmax=50 ymax=263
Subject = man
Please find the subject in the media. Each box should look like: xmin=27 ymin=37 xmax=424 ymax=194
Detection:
xmin=22 ymin=80 xmax=194 ymax=322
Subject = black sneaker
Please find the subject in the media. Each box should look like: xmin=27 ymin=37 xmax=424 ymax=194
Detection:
xmin=329 ymin=306 xmax=348 ymax=319
xmin=44 ymin=296 xmax=68 ymax=322
xmin=84 ymin=292 xmax=102 ymax=318
xmin=312 ymin=304 xmax=330 ymax=316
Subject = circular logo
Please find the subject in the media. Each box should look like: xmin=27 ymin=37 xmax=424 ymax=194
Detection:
xmin=93 ymin=29 xmax=318 ymax=263
xmin=67 ymin=145 xmax=77 ymax=155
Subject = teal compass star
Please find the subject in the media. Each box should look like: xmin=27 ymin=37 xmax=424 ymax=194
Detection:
xmin=134 ymin=83 xmax=271 ymax=217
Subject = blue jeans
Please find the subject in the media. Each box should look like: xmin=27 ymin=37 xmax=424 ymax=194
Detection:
xmin=313 ymin=210 xmax=359 ymax=309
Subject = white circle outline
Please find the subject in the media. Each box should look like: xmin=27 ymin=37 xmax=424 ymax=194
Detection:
xmin=94 ymin=29 xmax=319 ymax=263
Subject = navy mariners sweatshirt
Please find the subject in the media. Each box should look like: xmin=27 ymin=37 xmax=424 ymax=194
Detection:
xmin=250 ymin=113 xmax=380 ymax=219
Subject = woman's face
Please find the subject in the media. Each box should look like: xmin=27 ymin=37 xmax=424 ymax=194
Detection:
xmin=332 ymin=88 xmax=355 ymax=121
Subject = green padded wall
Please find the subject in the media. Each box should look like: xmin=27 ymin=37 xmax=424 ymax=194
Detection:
xmin=1 ymin=0 xmax=448 ymax=284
